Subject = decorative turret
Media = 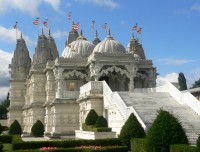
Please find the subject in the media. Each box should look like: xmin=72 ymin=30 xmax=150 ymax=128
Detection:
xmin=47 ymin=29 xmax=59 ymax=60
xmin=33 ymin=29 xmax=58 ymax=66
xmin=65 ymin=25 xmax=79 ymax=46
xmin=127 ymin=33 xmax=146 ymax=59
xmin=92 ymin=30 xmax=101 ymax=46
xmin=9 ymin=33 xmax=31 ymax=79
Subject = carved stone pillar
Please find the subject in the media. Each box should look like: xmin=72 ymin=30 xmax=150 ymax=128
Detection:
xmin=125 ymin=63 xmax=138 ymax=92
xmin=53 ymin=68 xmax=64 ymax=98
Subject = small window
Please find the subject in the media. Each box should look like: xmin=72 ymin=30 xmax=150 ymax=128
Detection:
xmin=69 ymin=82 xmax=76 ymax=91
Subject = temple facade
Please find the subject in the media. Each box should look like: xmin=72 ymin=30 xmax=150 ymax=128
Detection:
xmin=8 ymin=28 xmax=156 ymax=137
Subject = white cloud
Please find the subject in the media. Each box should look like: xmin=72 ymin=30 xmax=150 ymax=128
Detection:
xmin=191 ymin=3 xmax=200 ymax=12
xmin=75 ymin=0 xmax=119 ymax=9
xmin=157 ymin=58 xmax=194 ymax=65
xmin=0 ymin=87 xmax=9 ymax=100
xmin=0 ymin=50 xmax=12 ymax=100
xmin=0 ymin=26 xmax=35 ymax=46
xmin=52 ymin=30 xmax=68 ymax=39
xmin=0 ymin=0 xmax=62 ymax=16
xmin=44 ymin=0 xmax=61 ymax=12
xmin=156 ymin=72 xmax=178 ymax=87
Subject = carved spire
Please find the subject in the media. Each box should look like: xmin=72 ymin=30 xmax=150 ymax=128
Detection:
xmin=48 ymin=29 xmax=51 ymax=36
xmin=107 ymin=28 xmax=111 ymax=36
xmin=80 ymin=29 xmax=83 ymax=36
xmin=42 ymin=28 xmax=44 ymax=35
xmin=92 ymin=30 xmax=101 ymax=46
xmin=95 ymin=30 xmax=98 ymax=38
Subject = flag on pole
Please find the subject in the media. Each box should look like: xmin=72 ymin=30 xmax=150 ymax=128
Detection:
xmin=68 ymin=12 xmax=72 ymax=20
xmin=72 ymin=22 xmax=79 ymax=30
xmin=91 ymin=20 xmax=95 ymax=29
xmin=13 ymin=22 xmax=18 ymax=29
xmin=102 ymin=23 xmax=107 ymax=29
xmin=33 ymin=19 xmax=38 ymax=25
xmin=43 ymin=18 xmax=48 ymax=27
xmin=137 ymin=28 xmax=142 ymax=34
xmin=132 ymin=23 xmax=138 ymax=30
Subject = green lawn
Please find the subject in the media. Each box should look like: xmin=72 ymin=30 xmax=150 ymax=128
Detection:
xmin=3 ymin=143 xmax=12 ymax=152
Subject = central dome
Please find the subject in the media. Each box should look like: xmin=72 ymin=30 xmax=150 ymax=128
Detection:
xmin=62 ymin=30 xmax=95 ymax=58
xmin=93 ymin=29 xmax=126 ymax=54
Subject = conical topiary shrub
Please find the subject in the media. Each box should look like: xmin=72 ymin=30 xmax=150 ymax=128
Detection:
xmin=119 ymin=113 xmax=146 ymax=148
xmin=8 ymin=120 xmax=22 ymax=135
xmin=85 ymin=109 xmax=99 ymax=126
xmin=196 ymin=135 xmax=200 ymax=152
xmin=146 ymin=109 xmax=188 ymax=152
xmin=31 ymin=120 xmax=44 ymax=137
xmin=95 ymin=116 xmax=108 ymax=128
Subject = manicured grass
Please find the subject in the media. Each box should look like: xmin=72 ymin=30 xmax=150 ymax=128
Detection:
xmin=3 ymin=143 xmax=12 ymax=152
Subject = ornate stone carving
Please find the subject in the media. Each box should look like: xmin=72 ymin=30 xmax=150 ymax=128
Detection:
xmin=64 ymin=70 xmax=88 ymax=81
xmin=53 ymin=68 xmax=64 ymax=98
xmin=89 ymin=62 xmax=103 ymax=81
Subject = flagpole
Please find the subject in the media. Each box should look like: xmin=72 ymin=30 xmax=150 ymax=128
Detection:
xmin=36 ymin=17 xmax=40 ymax=36
xmin=15 ymin=22 xmax=18 ymax=40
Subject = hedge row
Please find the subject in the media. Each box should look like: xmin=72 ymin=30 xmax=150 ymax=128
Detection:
xmin=0 ymin=135 xmax=12 ymax=143
xmin=13 ymin=138 xmax=122 ymax=150
xmin=170 ymin=144 xmax=197 ymax=152
xmin=15 ymin=146 xmax=128 ymax=152
xmin=82 ymin=124 xmax=112 ymax=132
xmin=131 ymin=138 xmax=147 ymax=152
xmin=130 ymin=138 xmax=197 ymax=152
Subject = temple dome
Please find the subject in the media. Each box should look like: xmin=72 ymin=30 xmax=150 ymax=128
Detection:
xmin=62 ymin=30 xmax=95 ymax=58
xmin=93 ymin=29 xmax=126 ymax=54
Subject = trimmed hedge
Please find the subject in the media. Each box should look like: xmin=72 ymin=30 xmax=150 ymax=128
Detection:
xmin=85 ymin=109 xmax=99 ymax=126
xmin=197 ymin=135 xmax=200 ymax=152
xmin=0 ymin=142 xmax=3 ymax=151
xmin=146 ymin=109 xmax=188 ymax=152
xmin=95 ymin=116 xmax=108 ymax=128
xmin=31 ymin=120 xmax=44 ymax=137
xmin=0 ymin=124 xmax=2 ymax=135
xmin=119 ymin=113 xmax=146 ymax=148
xmin=0 ymin=135 xmax=12 ymax=143
xmin=13 ymin=138 xmax=122 ymax=151
xmin=131 ymin=138 xmax=147 ymax=152
xmin=8 ymin=120 xmax=22 ymax=135
xmin=170 ymin=144 xmax=196 ymax=152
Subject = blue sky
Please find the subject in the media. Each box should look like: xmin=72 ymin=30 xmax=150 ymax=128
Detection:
xmin=0 ymin=0 xmax=200 ymax=99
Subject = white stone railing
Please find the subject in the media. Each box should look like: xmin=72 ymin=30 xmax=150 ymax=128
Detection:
xmin=156 ymin=81 xmax=200 ymax=115
xmin=102 ymin=81 xmax=147 ymax=130
xmin=79 ymin=81 xmax=103 ymax=97
xmin=63 ymin=91 xmax=80 ymax=99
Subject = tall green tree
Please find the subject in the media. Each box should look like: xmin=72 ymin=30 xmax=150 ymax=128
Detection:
xmin=178 ymin=72 xmax=187 ymax=91
xmin=191 ymin=78 xmax=200 ymax=89
xmin=0 ymin=93 xmax=10 ymax=119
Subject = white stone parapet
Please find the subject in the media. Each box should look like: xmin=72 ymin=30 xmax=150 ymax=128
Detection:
xmin=63 ymin=91 xmax=80 ymax=99
xmin=156 ymin=81 xmax=200 ymax=115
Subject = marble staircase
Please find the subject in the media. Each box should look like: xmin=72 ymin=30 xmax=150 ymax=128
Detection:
xmin=118 ymin=92 xmax=200 ymax=145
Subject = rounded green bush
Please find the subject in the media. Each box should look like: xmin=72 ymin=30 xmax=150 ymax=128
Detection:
xmin=146 ymin=109 xmax=188 ymax=152
xmin=119 ymin=113 xmax=146 ymax=148
xmin=8 ymin=120 xmax=22 ymax=135
xmin=95 ymin=116 xmax=108 ymax=128
xmin=197 ymin=135 xmax=200 ymax=152
xmin=85 ymin=109 xmax=99 ymax=126
xmin=31 ymin=120 xmax=44 ymax=137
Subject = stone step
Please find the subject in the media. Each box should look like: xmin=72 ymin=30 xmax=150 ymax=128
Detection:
xmin=118 ymin=91 xmax=200 ymax=145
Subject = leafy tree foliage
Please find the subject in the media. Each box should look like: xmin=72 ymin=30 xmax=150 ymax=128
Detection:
xmin=191 ymin=78 xmax=200 ymax=89
xmin=178 ymin=72 xmax=187 ymax=91
xmin=119 ymin=113 xmax=146 ymax=148
xmin=8 ymin=120 xmax=22 ymax=135
xmin=31 ymin=120 xmax=45 ymax=137
xmin=146 ymin=109 xmax=188 ymax=152
xmin=0 ymin=92 xmax=10 ymax=119
xmin=85 ymin=109 xmax=99 ymax=126
xmin=197 ymin=135 xmax=200 ymax=152
xmin=95 ymin=116 xmax=108 ymax=128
